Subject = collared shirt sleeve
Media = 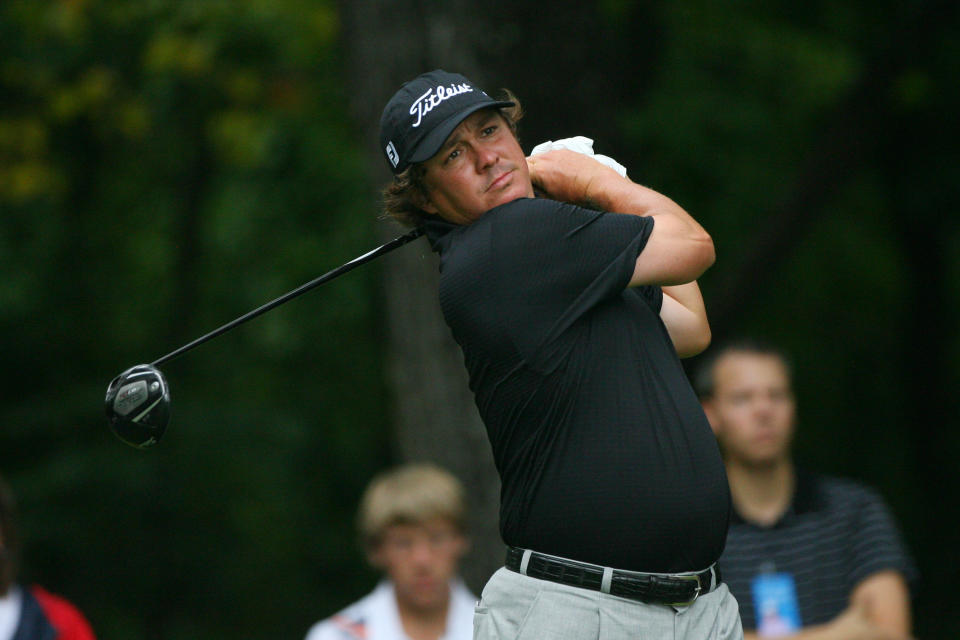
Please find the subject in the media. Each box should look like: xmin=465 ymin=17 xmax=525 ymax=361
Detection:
xmin=488 ymin=198 xmax=657 ymax=361
xmin=847 ymin=486 xmax=918 ymax=591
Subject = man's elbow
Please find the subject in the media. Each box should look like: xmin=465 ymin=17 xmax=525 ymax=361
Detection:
xmin=692 ymin=323 xmax=712 ymax=357
xmin=693 ymin=230 xmax=715 ymax=277
xmin=672 ymin=232 xmax=715 ymax=285
xmin=633 ymin=228 xmax=716 ymax=286
xmin=677 ymin=323 xmax=712 ymax=358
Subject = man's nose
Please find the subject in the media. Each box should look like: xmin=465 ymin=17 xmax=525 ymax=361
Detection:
xmin=409 ymin=539 xmax=437 ymax=564
xmin=752 ymin=395 xmax=778 ymax=419
xmin=474 ymin=143 xmax=498 ymax=169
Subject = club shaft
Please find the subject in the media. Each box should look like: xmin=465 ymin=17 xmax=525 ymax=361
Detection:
xmin=151 ymin=228 xmax=424 ymax=367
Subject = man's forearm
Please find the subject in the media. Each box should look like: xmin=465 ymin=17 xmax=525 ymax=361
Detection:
xmin=662 ymin=282 xmax=707 ymax=315
xmin=528 ymin=150 xmax=715 ymax=284
xmin=744 ymin=602 xmax=913 ymax=640
xmin=586 ymin=174 xmax=708 ymax=238
xmin=850 ymin=571 xmax=912 ymax=637
xmin=529 ymin=149 xmax=706 ymax=235
xmin=659 ymin=281 xmax=711 ymax=357
xmin=590 ymin=174 xmax=716 ymax=285
xmin=745 ymin=625 xmax=837 ymax=640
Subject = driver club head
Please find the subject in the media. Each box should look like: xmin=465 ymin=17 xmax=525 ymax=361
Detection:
xmin=105 ymin=364 xmax=170 ymax=449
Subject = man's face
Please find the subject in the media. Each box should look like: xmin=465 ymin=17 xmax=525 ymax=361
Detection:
xmin=703 ymin=352 xmax=796 ymax=468
xmin=420 ymin=109 xmax=534 ymax=225
xmin=369 ymin=517 xmax=467 ymax=612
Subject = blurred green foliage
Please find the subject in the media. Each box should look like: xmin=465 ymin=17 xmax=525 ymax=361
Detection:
xmin=1 ymin=0 xmax=958 ymax=638
xmin=608 ymin=3 xmax=959 ymax=637
xmin=1 ymin=1 xmax=389 ymax=637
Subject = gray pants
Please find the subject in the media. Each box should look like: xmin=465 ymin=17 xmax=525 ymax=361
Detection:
xmin=474 ymin=567 xmax=743 ymax=640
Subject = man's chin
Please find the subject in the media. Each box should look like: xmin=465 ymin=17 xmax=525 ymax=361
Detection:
xmin=742 ymin=455 xmax=787 ymax=471
xmin=488 ymin=190 xmax=529 ymax=211
xmin=404 ymin=587 xmax=449 ymax=611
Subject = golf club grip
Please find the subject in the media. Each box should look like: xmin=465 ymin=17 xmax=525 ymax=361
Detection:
xmin=151 ymin=227 xmax=424 ymax=367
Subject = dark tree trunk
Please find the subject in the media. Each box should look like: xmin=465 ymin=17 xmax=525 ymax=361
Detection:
xmin=880 ymin=6 xmax=960 ymax=628
xmin=337 ymin=0 xmax=505 ymax=592
xmin=337 ymin=0 xmax=666 ymax=592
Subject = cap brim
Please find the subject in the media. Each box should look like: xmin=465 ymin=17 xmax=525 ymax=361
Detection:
xmin=407 ymin=100 xmax=515 ymax=165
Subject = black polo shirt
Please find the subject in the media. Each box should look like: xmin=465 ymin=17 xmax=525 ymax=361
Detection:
xmin=424 ymin=197 xmax=730 ymax=572
xmin=719 ymin=470 xmax=918 ymax=630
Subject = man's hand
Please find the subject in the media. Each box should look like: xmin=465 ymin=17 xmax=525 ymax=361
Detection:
xmin=826 ymin=603 xmax=914 ymax=640
xmin=526 ymin=149 xmax=715 ymax=288
xmin=526 ymin=146 xmax=714 ymax=356
xmin=526 ymin=149 xmax=626 ymax=207
xmin=745 ymin=602 xmax=914 ymax=640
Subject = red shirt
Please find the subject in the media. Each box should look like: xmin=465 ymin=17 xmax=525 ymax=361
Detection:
xmin=30 ymin=585 xmax=95 ymax=640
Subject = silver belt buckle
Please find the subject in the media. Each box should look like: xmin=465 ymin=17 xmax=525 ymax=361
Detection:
xmin=666 ymin=573 xmax=702 ymax=607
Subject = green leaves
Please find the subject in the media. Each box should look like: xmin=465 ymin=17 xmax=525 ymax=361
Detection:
xmin=1 ymin=1 xmax=385 ymax=637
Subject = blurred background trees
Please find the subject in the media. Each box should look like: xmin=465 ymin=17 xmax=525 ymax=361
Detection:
xmin=1 ymin=0 xmax=957 ymax=638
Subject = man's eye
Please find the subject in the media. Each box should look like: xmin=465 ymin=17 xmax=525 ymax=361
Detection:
xmin=482 ymin=125 xmax=497 ymax=136
xmin=446 ymin=149 xmax=461 ymax=162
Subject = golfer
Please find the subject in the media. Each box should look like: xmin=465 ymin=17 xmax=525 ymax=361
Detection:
xmin=379 ymin=70 xmax=741 ymax=639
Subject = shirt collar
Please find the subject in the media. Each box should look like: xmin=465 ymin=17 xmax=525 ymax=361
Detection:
xmin=791 ymin=468 xmax=821 ymax=514
xmin=375 ymin=578 xmax=475 ymax=640
xmin=420 ymin=198 xmax=535 ymax=254
xmin=730 ymin=467 xmax=822 ymax=527
xmin=420 ymin=216 xmax=459 ymax=254
xmin=0 ymin=585 xmax=23 ymax=640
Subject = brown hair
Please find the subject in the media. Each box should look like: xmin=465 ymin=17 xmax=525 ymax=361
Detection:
xmin=382 ymin=90 xmax=524 ymax=228
xmin=694 ymin=338 xmax=794 ymax=399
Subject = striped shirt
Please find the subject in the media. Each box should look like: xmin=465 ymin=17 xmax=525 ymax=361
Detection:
xmin=718 ymin=470 xmax=917 ymax=630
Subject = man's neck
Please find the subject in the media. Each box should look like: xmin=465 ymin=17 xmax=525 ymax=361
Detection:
xmin=726 ymin=458 xmax=795 ymax=527
xmin=396 ymin=590 xmax=450 ymax=640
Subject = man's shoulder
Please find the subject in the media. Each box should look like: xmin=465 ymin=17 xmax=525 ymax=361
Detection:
xmin=441 ymin=198 xmax=568 ymax=263
xmin=304 ymin=586 xmax=384 ymax=640
xmin=468 ymin=197 xmax=612 ymax=253
xmin=727 ymin=471 xmax=883 ymax=530
xmin=803 ymin=471 xmax=886 ymax=511
xmin=305 ymin=614 xmax=369 ymax=640
xmin=483 ymin=196 xmax=593 ymax=224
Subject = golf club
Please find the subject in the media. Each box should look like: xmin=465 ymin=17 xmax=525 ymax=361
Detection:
xmin=105 ymin=227 xmax=424 ymax=449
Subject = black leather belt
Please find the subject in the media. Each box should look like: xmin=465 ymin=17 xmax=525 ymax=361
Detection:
xmin=505 ymin=547 xmax=719 ymax=607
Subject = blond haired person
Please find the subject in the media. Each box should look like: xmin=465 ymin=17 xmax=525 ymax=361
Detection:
xmin=305 ymin=464 xmax=474 ymax=640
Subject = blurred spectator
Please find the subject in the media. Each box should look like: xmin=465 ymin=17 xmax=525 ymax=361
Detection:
xmin=305 ymin=463 xmax=474 ymax=640
xmin=696 ymin=339 xmax=917 ymax=639
xmin=0 ymin=476 xmax=96 ymax=640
